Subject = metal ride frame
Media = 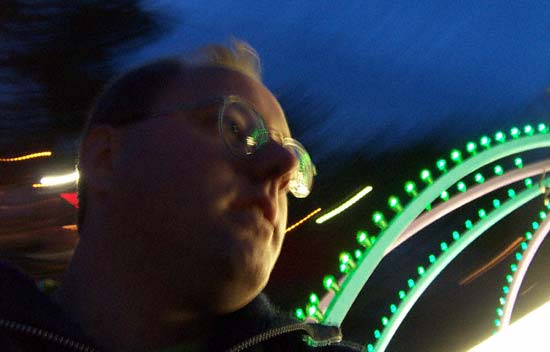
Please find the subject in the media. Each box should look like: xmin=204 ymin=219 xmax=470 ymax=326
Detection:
xmin=296 ymin=124 xmax=550 ymax=351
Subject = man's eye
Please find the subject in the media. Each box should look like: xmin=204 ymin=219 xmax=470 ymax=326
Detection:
xmin=230 ymin=122 xmax=241 ymax=135
xmin=225 ymin=114 xmax=248 ymax=139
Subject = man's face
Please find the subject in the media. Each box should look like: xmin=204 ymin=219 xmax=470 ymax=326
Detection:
xmin=105 ymin=67 xmax=298 ymax=314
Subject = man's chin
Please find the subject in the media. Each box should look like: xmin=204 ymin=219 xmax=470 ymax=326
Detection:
xmin=206 ymin=287 xmax=261 ymax=314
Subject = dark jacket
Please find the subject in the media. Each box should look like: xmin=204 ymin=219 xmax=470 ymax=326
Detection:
xmin=0 ymin=261 xmax=361 ymax=351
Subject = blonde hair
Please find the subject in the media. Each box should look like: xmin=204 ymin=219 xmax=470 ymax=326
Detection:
xmin=191 ymin=38 xmax=262 ymax=82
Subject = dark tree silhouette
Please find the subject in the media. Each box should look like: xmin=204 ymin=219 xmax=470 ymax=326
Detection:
xmin=0 ymin=0 xmax=170 ymax=151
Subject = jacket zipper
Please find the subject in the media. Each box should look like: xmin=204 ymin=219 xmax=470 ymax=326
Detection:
xmin=226 ymin=322 xmax=313 ymax=352
xmin=0 ymin=318 xmax=99 ymax=352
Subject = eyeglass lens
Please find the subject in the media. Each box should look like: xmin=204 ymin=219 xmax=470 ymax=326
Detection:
xmin=220 ymin=99 xmax=314 ymax=198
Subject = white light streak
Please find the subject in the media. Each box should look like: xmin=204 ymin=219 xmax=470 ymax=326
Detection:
xmin=38 ymin=170 xmax=79 ymax=187
xmin=315 ymin=185 xmax=373 ymax=224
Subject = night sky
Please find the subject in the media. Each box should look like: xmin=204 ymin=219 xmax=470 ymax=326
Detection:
xmin=127 ymin=1 xmax=550 ymax=159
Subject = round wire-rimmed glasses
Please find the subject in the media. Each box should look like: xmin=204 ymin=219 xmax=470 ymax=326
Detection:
xmin=150 ymin=95 xmax=317 ymax=198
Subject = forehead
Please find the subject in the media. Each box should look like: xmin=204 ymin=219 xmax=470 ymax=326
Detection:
xmin=160 ymin=67 xmax=291 ymax=136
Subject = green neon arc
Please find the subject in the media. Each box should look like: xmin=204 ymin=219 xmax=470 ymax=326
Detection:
xmin=371 ymin=180 xmax=550 ymax=352
xmin=324 ymin=134 xmax=550 ymax=325
xmin=387 ymin=159 xmax=550 ymax=255
xmin=314 ymin=162 xmax=550 ymax=317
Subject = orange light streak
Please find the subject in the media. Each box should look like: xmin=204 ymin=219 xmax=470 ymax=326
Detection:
xmin=62 ymin=225 xmax=78 ymax=231
xmin=0 ymin=151 xmax=52 ymax=162
xmin=285 ymin=208 xmax=322 ymax=234
xmin=460 ymin=236 xmax=523 ymax=286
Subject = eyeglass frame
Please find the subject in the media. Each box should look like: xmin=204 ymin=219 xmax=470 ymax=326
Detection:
xmin=146 ymin=94 xmax=317 ymax=198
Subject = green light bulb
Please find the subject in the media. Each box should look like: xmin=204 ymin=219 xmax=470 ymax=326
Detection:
xmin=354 ymin=249 xmax=363 ymax=260
xmin=374 ymin=329 xmax=381 ymax=339
xmin=404 ymin=181 xmax=418 ymax=197
xmin=323 ymin=275 xmax=339 ymax=292
xmin=372 ymin=211 xmax=388 ymax=229
xmin=499 ymin=297 xmax=506 ymax=305
xmin=478 ymin=208 xmax=487 ymax=219
xmin=494 ymin=165 xmax=504 ymax=176
xmin=493 ymin=199 xmax=501 ymax=208
xmin=450 ymin=149 xmax=462 ymax=163
xmin=537 ymin=123 xmax=548 ymax=133
xmin=515 ymin=252 xmax=522 ymax=261
xmin=510 ymin=127 xmax=520 ymax=139
xmin=306 ymin=303 xmax=323 ymax=320
xmin=407 ymin=278 xmax=415 ymax=288
xmin=503 ymin=285 xmax=509 ymax=294
xmin=524 ymin=178 xmax=533 ymax=188
xmin=309 ymin=293 xmax=319 ymax=305
xmin=452 ymin=231 xmax=460 ymax=241
xmin=388 ymin=195 xmax=403 ymax=213
xmin=506 ymin=274 xmax=513 ymax=284
xmin=306 ymin=303 xmax=317 ymax=316
xmin=532 ymin=221 xmax=539 ymax=230
xmin=466 ymin=141 xmax=477 ymax=155
xmin=440 ymin=242 xmax=448 ymax=252
xmin=465 ymin=219 xmax=473 ymax=229
xmin=508 ymin=188 xmax=516 ymax=198
xmin=439 ymin=190 xmax=449 ymax=201
xmin=420 ymin=169 xmax=433 ymax=184
xmin=480 ymin=135 xmax=491 ymax=148
xmin=497 ymin=307 xmax=504 ymax=317
xmin=540 ymin=211 xmax=547 ymax=220
xmin=510 ymin=264 xmax=517 ymax=272
xmin=339 ymin=252 xmax=351 ymax=264
xmin=417 ymin=266 xmax=425 ymax=276
xmin=381 ymin=316 xmax=389 ymax=326
xmin=429 ymin=254 xmax=436 ymax=263
xmin=524 ymin=124 xmax=534 ymax=136
xmin=390 ymin=304 xmax=397 ymax=313
xmin=506 ymin=274 xmax=514 ymax=284
xmin=356 ymin=231 xmax=373 ymax=248
xmin=494 ymin=319 xmax=501 ymax=327
xmin=367 ymin=344 xmax=375 ymax=352
xmin=295 ymin=308 xmax=306 ymax=320
xmin=436 ymin=159 xmax=448 ymax=173
xmin=457 ymin=181 xmax=467 ymax=192
xmin=474 ymin=173 xmax=485 ymax=184
xmin=339 ymin=263 xmax=348 ymax=274
xmin=339 ymin=251 xmax=356 ymax=269
xmin=398 ymin=290 xmax=406 ymax=300
xmin=494 ymin=131 xmax=506 ymax=143
xmin=514 ymin=157 xmax=523 ymax=168
xmin=525 ymin=231 xmax=533 ymax=240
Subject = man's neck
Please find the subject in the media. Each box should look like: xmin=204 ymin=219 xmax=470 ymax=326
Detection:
xmin=54 ymin=244 xmax=214 ymax=352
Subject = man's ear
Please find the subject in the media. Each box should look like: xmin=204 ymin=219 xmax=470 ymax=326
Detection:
xmin=79 ymin=125 xmax=123 ymax=195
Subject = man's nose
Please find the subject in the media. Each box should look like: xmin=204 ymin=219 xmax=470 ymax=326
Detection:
xmin=249 ymin=139 xmax=299 ymax=190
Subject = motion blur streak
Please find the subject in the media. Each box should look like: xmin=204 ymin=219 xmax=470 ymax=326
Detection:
xmin=459 ymin=237 xmax=523 ymax=286
xmin=0 ymin=151 xmax=52 ymax=162
xmin=35 ymin=170 xmax=79 ymax=187
xmin=286 ymin=208 xmax=322 ymax=233
xmin=315 ymin=185 xmax=373 ymax=224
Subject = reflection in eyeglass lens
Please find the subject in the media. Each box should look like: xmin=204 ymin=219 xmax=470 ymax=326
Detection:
xmin=222 ymin=101 xmax=265 ymax=155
